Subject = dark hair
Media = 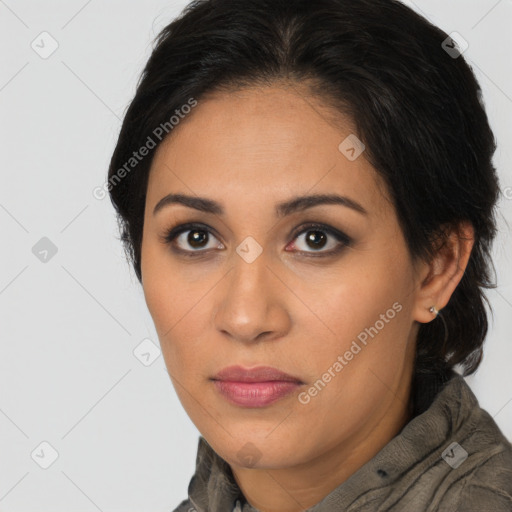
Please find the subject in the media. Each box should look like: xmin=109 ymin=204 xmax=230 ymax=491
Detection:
xmin=108 ymin=0 xmax=501 ymax=377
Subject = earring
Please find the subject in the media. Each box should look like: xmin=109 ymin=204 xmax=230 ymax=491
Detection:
xmin=429 ymin=305 xmax=439 ymax=317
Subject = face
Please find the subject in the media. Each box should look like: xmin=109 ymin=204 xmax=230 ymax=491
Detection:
xmin=141 ymin=84 xmax=424 ymax=471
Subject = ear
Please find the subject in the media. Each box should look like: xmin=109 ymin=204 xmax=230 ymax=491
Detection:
xmin=412 ymin=221 xmax=475 ymax=324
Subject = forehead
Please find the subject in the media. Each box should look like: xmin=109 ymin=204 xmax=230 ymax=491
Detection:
xmin=146 ymin=85 xmax=389 ymax=216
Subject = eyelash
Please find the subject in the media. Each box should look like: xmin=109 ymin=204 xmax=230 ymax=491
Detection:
xmin=160 ymin=222 xmax=352 ymax=258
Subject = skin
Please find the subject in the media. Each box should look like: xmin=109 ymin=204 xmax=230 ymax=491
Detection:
xmin=140 ymin=83 xmax=474 ymax=512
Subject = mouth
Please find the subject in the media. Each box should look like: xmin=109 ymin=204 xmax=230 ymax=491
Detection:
xmin=210 ymin=365 xmax=304 ymax=408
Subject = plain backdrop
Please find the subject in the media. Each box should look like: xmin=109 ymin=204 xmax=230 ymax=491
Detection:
xmin=0 ymin=1 xmax=511 ymax=511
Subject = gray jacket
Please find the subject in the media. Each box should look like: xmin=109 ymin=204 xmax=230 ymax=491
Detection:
xmin=172 ymin=369 xmax=512 ymax=511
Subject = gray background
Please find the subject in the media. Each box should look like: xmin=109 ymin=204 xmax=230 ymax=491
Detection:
xmin=0 ymin=1 xmax=511 ymax=511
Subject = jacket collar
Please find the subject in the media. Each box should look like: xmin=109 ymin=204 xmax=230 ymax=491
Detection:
xmin=188 ymin=368 xmax=461 ymax=512
xmin=188 ymin=436 xmax=245 ymax=512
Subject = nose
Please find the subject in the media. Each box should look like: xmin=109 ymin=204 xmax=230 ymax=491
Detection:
xmin=213 ymin=249 xmax=292 ymax=344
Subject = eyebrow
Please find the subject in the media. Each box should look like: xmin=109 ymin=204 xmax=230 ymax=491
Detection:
xmin=153 ymin=193 xmax=368 ymax=217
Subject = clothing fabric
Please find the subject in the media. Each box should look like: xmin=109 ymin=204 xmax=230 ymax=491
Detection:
xmin=172 ymin=368 xmax=512 ymax=511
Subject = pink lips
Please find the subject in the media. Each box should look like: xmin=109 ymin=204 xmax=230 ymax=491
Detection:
xmin=211 ymin=365 xmax=303 ymax=408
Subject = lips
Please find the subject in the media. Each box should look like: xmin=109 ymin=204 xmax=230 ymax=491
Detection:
xmin=211 ymin=365 xmax=304 ymax=407
xmin=212 ymin=365 xmax=303 ymax=383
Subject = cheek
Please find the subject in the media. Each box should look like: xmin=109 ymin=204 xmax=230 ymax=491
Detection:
xmin=305 ymin=255 xmax=406 ymax=340
xmin=298 ymin=255 xmax=413 ymax=391
xmin=143 ymin=278 xmax=200 ymax=348
xmin=141 ymin=267 xmax=213 ymax=380
xmin=141 ymin=238 xmax=191 ymax=332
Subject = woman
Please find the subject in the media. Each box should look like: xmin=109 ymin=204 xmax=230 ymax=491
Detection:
xmin=107 ymin=0 xmax=512 ymax=510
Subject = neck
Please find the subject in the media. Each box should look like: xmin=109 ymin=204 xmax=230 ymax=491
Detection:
xmin=231 ymin=361 xmax=415 ymax=512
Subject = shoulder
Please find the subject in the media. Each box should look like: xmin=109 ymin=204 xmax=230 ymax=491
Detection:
xmin=455 ymin=440 xmax=512 ymax=511
xmin=394 ymin=372 xmax=512 ymax=510
xmin=439 ymin=448 xmax=512 ymax=511
xmin=171 ymin=498 xmax=196 ymax=512
xmin=436 ymin=379 xmax=512 ymax=511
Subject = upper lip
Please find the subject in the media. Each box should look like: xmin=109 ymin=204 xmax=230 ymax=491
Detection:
xmin=212 ymin=365 xmax=303 ymax=383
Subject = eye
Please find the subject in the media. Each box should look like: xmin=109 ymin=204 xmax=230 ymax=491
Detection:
xmin=287 ymin=223 xmax=351 ymax=256
xmin=161 ymin=223 xmax=224 ymax=256
xmin=161 ymin=222 xmax=351 ymax=257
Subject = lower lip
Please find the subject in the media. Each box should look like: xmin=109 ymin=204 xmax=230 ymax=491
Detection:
xmin=213 ymin=380 xmax=302 ymax=407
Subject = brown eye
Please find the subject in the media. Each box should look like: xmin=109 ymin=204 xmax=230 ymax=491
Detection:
xmin=162 ymin=222 xmax=351 ymax=258
xmin=304 ymin=230 xmax=328 ymax=250
xmin=163 ymin=223 xmax=225 ymax=254
xmin=187 ymin=229 xmax=209 ymax=248
xmin=288 ymin=223 xmax=352 ymax=256
xmin=174 ymin=228 xmax=223 ymax=251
